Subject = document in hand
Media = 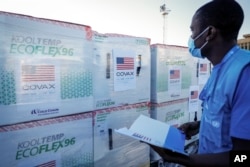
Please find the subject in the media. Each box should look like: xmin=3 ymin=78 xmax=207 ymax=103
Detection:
xmin=115 ymin=114 xmax=187 ymax=155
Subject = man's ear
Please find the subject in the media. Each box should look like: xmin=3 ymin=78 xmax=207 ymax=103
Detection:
xmin=206 ymin=26 xmax=217 ymax=41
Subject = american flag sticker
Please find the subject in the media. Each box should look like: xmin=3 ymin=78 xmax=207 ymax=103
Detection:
xmin=35 ymin=160 xmax=56 ymax=167
xmin=22 ymin=65 xmax=55 ymax=82
xmin=200 ymin=63 xmax=207 ymax=72
xmin=116 ymin=57 xmax=134 ymax=70
xmin=170 ymin=69 xmax=180 ymax=79
xmin=190 ymin=90 xmax=198 ymax=99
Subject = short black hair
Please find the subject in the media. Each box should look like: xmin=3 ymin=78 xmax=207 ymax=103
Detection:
xmin=195 ymin=0 xmax=244 ymax=40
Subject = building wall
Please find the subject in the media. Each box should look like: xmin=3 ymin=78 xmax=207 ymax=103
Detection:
xmin=238 ymin=34 xmax=250 ymax=50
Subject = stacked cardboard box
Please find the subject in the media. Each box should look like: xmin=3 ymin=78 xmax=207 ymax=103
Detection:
xmin=92 ymin=31 xmax=151 ymax=166
xmin=150 ymin=44 xmax=200 ymax=161
xmin=0 ymin=112 xmax=94 ymax=167
xmin=0 ymin=12 xmax=152 ymax=167
xmin=150 ymin=44 xmax=198 ymax=103
xmin=92 ymin=31 xmax=151 ymax=110
xmin=93 ymin=102 xmax=150 ymax=167
xmin=0 ymin=11 xmax=94 ymax=126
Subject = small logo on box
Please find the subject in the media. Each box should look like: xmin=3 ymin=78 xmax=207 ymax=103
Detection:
xmin=31 ymin=108 xmax=59 ymax=116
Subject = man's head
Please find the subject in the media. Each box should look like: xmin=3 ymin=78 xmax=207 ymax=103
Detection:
xmin=188 ymin=0 xmax=244 ymax=63
xmin=194 ymin=0 xmax=244 ymax=41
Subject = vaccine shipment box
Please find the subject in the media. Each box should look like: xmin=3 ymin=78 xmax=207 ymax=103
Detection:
xmin=0 ymin=11 xmax=94 ymax=125
xmin=92 ymin=32 xmax=151 ymax=110
xmin=150 ymin=44 xmax=197 ymax=103
xmin=0 ymin=112 xmax=94 ymax=167
xmin=150 ymin=98 xmax=190 ymax=127
xmin=149 ymin=44 xmax=206 ymax=163
xmin=93 ymin=102 xmax=150 ymax=167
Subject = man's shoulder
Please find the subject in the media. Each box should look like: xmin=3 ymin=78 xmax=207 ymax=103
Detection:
xmin=237 ymin=49 xmax=250 ymax=57
xmin=234 ymin=49 xmax=250 ymax=65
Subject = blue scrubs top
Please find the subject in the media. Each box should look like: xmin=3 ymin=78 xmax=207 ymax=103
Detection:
xmin=198 ymin=46 xmax=250 ymax=153
xmin=230 ymin=64 xmax=250 ymax=139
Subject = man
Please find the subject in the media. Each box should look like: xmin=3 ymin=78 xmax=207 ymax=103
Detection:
xmin=149 ymin=0 xmax=250 ymax=166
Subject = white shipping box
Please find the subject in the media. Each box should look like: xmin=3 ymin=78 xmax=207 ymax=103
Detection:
xmin=149 ymin=98 xmax=190 ymax=160
xmin=150 ymin=44 xmax=197 ymax=103
xmin=92 ymin=32 xmax=151 ymax=110
xmin=0 ymin=11 xmax=94 ymax=125
xmin=150 ymin=98 xmax=190 ymax=127
xmin=0 ymin=112 xmax=94 ymax=167
xmin=93 ymin=102 xmax=150 ymax=167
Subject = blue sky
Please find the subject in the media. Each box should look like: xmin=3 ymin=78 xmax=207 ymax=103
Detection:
xmin=1 ymin=0 xmax=249 ymax=46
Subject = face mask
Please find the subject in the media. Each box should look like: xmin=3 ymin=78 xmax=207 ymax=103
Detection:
xmin=188 ymin=27 xmax=209 ymax=58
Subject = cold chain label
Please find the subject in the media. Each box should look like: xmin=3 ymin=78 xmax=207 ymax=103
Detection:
xmin=135 ymin=39 xmax=149 ymax=45
xmin=9 ymin=35 xmax=74 ymax=57
xmin=16 ymin=133 xmax=76 ymax=160
xmin=165 ymin=109 xmax=184 ymax=122
xmin=96 ymin=99 xmax=116 ymax=108
xmin=165 ymin=60 xmax=186 ymax=66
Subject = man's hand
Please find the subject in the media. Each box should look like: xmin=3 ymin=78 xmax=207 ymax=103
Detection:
xmin=149 ymin=144 xmax=190 ymax=165
xmin=178 ymin=121 xmax=200 ymax=140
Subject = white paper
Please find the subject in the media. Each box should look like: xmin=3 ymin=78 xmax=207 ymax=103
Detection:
xmin=115 ymin=115 xmax=187 ymax=155
xmin=113 ymin=49 xmax=136 ymax=91
xmin=188 ymin=85 xmax=199 ymax=112
xmin=198 ymin=59 xmax=210 ymax=85
xmin=168 ymin=67 xmax=181 ymax=98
